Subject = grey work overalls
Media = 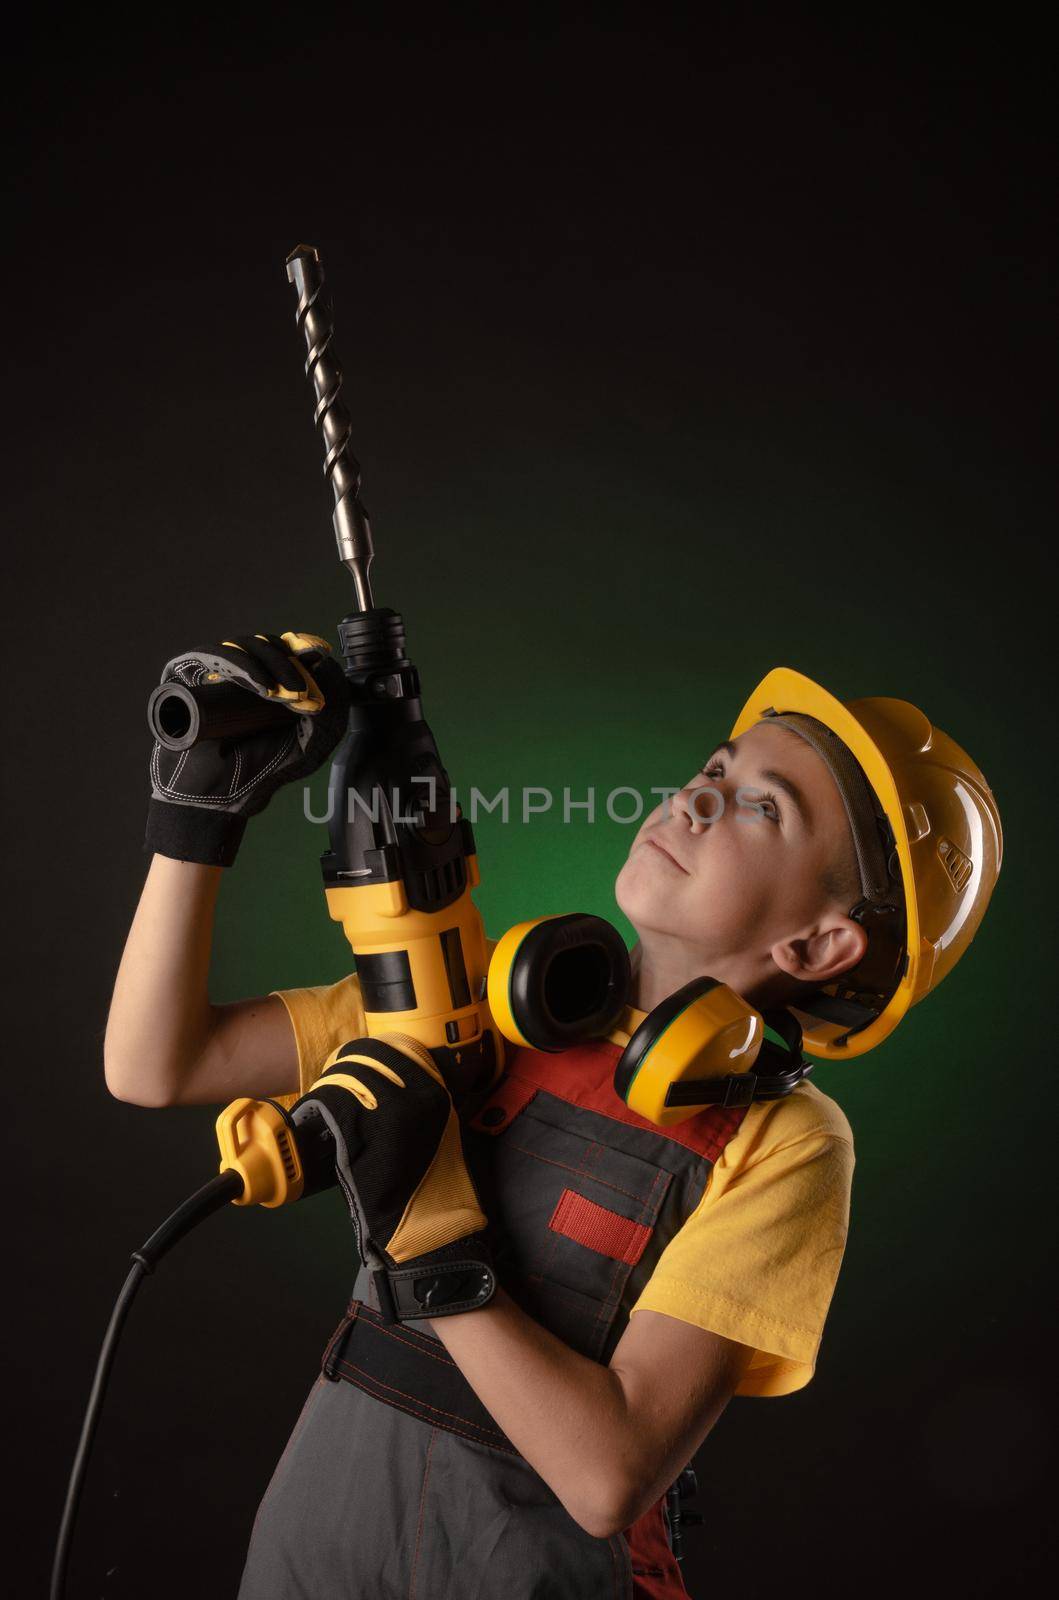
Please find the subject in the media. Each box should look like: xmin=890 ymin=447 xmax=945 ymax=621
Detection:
xmin=238 ymin=1036 xmax=748 ymax=1600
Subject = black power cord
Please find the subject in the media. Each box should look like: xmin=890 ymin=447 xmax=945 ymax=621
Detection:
xmin=51 ymin=1171 xmax=244 ymax=1600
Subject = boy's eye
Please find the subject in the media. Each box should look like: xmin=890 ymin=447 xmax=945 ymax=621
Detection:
xmin=697 ymin=763 xmax=782 ymax=825
xmin=758 ymin=791 xmax=781 ymax=822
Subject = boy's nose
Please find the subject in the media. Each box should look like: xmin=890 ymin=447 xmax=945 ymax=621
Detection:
xmin=672 ymin=780 xmax=724 ymax=835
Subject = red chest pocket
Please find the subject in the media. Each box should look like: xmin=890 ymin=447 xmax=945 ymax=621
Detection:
xmin=547 ymin=1187 xmax=653 ymax=1266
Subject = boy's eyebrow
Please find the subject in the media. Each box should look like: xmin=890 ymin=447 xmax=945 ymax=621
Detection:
xmin=706 ymin=742 xmax=814 ymax=832
xmin=758 ymin=768 xmax=814 ymax=833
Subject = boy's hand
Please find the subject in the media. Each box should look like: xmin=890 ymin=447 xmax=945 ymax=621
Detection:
xmin=291 ymin=1034 xmax=497 ymax=1323
xmin=146 ymin=631 xmax=349 ymax=867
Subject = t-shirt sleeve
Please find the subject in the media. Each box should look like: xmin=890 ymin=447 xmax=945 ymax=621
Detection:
xmin=628 ymin=1084 xmax=855 ymax=1398
xmin=269 ymin=974 xmax=368 ymax=1103
xmin=268 ymin=937 xmax=499 ymax=1105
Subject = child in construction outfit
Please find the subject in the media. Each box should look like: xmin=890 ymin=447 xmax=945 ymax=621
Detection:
xmin=107 ymin=637 xmax=1002 ymax=1600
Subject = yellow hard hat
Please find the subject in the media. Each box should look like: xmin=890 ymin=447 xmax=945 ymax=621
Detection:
xmin=730 ymin=667 xmax=1003 ymax=1059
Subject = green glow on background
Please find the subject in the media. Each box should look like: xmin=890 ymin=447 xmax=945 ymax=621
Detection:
xmin=211 ymin=434 xmax=1028 ymax=1361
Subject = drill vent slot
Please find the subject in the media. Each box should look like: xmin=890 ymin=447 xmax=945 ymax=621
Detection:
xmin=412 ymin=859 xmax=465 ymax=907
xmin=276 ymin=1131 xmax=297 ymax=1182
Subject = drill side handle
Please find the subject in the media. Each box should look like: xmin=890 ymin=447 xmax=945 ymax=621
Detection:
xmin=147 ymin=680 xmax=296 ymax=750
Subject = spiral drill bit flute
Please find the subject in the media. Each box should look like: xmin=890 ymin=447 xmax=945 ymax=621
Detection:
xmin=286 ymin=245 xmax=375 ymax=611
xmin=147 ymin=246 xmax=374 ymax=747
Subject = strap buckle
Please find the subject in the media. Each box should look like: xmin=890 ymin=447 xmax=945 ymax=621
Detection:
xmin=717 ymin=1073 xmax=757 ymax=1107
xmin=663 ymin=1071 xmax=759 ymax=1110
xmin=373 ymin=1261 xmax=497 ymax=1325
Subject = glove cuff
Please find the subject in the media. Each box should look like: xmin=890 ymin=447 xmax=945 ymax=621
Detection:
xmin=145 ymin=798 xmax=249 ymax=868
xmin=374 ymin=1233 xmax=497 ymax=1325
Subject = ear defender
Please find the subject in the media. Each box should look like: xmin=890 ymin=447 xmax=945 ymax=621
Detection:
xmin=487 ymin=914 xmax=632 ymax=1051
xmin=486 ymin=915 xmax=812 ymax=1127
xmin=614 ymin=977 xmax=764 ymax=1127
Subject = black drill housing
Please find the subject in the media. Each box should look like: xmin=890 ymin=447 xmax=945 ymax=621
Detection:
xmin=322 ymin=607 xmax=477 ymax=913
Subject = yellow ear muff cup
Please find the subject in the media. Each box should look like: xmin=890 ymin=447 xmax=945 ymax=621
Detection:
xmin=615 ymin=977 xmax=764 ymax=1128
xmin=487 ymin=913 xmax=632 ymax=1053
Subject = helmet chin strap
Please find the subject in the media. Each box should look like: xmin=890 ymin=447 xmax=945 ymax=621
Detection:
xmin=790 ymin=918 xmax=907 ymax=1047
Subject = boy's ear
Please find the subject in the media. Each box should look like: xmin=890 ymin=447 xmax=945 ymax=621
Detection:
xmin=770 ymin=916 xmax=869 ymax=987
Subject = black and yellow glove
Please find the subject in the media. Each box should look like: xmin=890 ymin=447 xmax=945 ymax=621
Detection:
xmin=290 ymin=1034 xmax=497 ymax=1323
xmin=146 ymin=630 xmax=349 ymax=868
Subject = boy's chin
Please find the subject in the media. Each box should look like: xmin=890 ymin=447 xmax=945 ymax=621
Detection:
xmin=613 ymin=861 xmax=653 ymax=925
xmin=615 ymin=870 xmax=688 ymax=940
xmin=616 ymin=864 xmax=745 ymax=966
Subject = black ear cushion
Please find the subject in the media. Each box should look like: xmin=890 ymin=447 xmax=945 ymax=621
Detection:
xmin=613 ymin=975 xmax=721 ymax=1102
xmin=508 ymin=914 xmax=632 ymax=1052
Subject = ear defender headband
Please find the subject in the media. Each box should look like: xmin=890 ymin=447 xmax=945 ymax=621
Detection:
xmin=486 ymin=914 xmax=811 ymax=1128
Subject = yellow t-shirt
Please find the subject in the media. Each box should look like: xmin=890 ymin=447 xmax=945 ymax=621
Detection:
xmin=270 ymin=970 xmax=854 ymax=1401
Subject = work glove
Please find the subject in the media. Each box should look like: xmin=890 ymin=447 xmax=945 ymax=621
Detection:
xmin=146 ymin=631 xmax=349 ymax=868
xmin=290 ymin=1034 xmax=497 ymax=1323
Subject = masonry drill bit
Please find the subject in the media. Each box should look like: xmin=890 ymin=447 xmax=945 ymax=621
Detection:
xmin=286 ymin=244 xmax=375 ymax=611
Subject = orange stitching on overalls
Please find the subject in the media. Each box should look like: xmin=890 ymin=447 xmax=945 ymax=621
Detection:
xmin=592 ymin=1165 xmax=670 ymax=1342
xmin=408 ymin=1426 xmax=436 ymax=1600
xmin=580 ymin=1140 xmax=605 ymax=1175
xmin=506 ymin=1141 xmax=653 ymax=1204
xmin=335 ymin=1356 xmax=510 ymax=1442
xmin=595 ymin=1253 xmax=629 ymax=1341
xmin=523 ymin=1274 xmax=622 ymax=1325
xmin=335 ymin=1363 xmax=518 ymax=1453
xmin=247 ymin=1376 xmax=326 ymax=1546
xmin=537 ymin=1137 xmax=603 ymax=1286
xmin=507 ymin=1066 xmax=748 ymax=1162
xmin=356 ymin=1312 xmax=460 ymax=1368
xmin=321 ymin=1308 xmax=355 ymax=1372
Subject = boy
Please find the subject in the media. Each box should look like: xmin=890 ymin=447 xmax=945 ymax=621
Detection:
xmin=106 ymin=641 xmax=1002 ymax=1598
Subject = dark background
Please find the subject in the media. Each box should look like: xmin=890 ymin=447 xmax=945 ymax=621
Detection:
xmin=5 ymin=16 xmax=1054 ymax=1597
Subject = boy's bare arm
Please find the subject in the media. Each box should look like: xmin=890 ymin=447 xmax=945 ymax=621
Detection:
xmin=104 ymin=854 xmax=298 ymax=1107
xmin=429 ymin=1289 xmax=751 ymax=1538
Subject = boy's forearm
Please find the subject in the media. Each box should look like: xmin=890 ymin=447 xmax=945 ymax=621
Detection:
xmin=104 ymin=854 xmax=222 ymax=1104
xmin=427 ymin=1287 xmax=634 ymax=1538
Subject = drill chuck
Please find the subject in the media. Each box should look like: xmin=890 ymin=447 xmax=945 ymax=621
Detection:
xmin=286 ymin=244 xmax=375 ymax=609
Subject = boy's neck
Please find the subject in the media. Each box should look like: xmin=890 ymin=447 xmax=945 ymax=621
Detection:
xmin=629 ymin=934 xmax=777 ymax=1014
xmin=628 ymin=935 xmax=722 ymax=1012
